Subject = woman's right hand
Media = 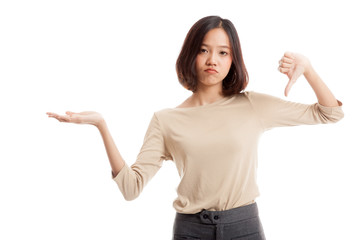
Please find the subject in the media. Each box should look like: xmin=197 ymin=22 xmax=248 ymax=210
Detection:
xmin=46 ymin=111 xmax=104 ymax=127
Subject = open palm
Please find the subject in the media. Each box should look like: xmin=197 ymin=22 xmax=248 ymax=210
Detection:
xmin=46 ymin=111 xmax=103 ymax=127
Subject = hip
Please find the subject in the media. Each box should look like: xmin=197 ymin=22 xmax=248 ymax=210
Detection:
xmin=172 ymin=202 xmax=266 ymax=240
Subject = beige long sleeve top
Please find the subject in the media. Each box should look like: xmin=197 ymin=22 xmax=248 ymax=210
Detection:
xmin=112 ymin=91 xmax=344 ymax=214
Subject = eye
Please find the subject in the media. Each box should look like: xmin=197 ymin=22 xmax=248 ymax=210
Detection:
xmin=200 ymin=48 xmax=208 ymax=53
xmin=220 ymin=51 xmax=228 ymax=56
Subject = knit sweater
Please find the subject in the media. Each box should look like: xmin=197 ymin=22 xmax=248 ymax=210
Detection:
xmin=112 ymin=91 xmax=344 ymax=214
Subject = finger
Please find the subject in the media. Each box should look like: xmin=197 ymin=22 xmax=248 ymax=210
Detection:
xmin=46 ymin=112 xmax=57 ymax=115
xmin=284 ymin=51 xmax=295 ymax=59
xmin=279 ymin=61 xmax=292 ymax=68
xmin=280 ymin=57 xmax=294 ymax=64
xmin=47 ymin=112 xmax=65 ymax=119
xmin=48 ymin=113 xmax=70 ymax=122
xmin=46 ymin=112 xmax=58 ymax=118
xmin=278 ymin=66 xmax=290 ymax=73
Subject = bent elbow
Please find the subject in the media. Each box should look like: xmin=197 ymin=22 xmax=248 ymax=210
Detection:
xmin=332 ymin=112 xmax=344 ymax=123
xmin=123 ymin=190 xmax=141 ymax=201
xmin=315 ymin=102 xmax=344 ymax=124
xmin=120 ymin=178 xmax=144 ymax=201
xmin=320 ymin=111 xmax=344 ymax=124
xmin=113 ymin=163 xmax=145 ymax=201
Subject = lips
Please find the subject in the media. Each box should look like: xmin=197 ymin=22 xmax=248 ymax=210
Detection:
xmin=205 ymin=68 xmax=218 ymax=73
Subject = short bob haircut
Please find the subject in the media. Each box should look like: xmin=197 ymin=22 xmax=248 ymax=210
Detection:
xmin=176 ymin=16 xmax=249 ymax=96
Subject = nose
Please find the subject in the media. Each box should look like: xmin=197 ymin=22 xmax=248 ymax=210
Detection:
xmin=206 ymin=52 xmax=217 ymax=66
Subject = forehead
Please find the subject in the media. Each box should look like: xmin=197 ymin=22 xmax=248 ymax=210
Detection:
xmin=202 ymin=28 xmax=230 ymax=46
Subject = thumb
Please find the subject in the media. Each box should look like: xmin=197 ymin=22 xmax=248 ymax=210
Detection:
xmin=66 ymin=111 xmax=75 ymax=116
xmin=284 ymin=67 xmax=303 ymax=97
xmin=284 ymin=79 xmax=295 ymax=97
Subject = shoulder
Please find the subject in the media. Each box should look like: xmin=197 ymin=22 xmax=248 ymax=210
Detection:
xmin=153 ymin=107 xmax=176 ymax=123
xmin=242 ymin=90 xmax=267 ymax=98
xmin=175 ymin=96 xmax=193 ymax=108
xmin=232 ymin=90 xmax=262 ymax=103
xmin=242 ymin=90 xmax=280 ymax=102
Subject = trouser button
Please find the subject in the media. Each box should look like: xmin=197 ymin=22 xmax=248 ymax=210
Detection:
xmin=203 ymin=214 xmax=209 ymax=219
xmin=214 ymin=215 xmax=219 ymax=220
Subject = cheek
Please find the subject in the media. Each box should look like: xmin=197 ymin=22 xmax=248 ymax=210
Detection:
xmin=227 ymin=57 xmax=233 ymax=68
xmin=195 ymin=55 xmax=202 ymax=71
xmin=224 ymin=57 xmax=232 ymax=72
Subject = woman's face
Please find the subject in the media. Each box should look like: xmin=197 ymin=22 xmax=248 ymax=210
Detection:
xmin=195 ymin=28 xmax=233 ymax=91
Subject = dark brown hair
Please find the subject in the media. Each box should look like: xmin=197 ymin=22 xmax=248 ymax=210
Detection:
xmin=176 ymin=16 xmax=249 ymax=96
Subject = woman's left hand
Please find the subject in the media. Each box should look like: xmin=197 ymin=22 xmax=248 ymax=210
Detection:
xmin=278 ymin=51 xmax=312 ymax=96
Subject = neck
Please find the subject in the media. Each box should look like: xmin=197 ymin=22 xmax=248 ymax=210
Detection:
xmin=191 ymin=86 xmax=225 ymax=106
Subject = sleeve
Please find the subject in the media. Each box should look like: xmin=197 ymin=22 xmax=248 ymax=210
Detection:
xmin=245 ymin=91 xmax=344 ymax=131
xmin=111 ymin=112 xmax=172 ymax=201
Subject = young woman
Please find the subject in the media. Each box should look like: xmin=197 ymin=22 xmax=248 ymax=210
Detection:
xmin=46 ymin=16 xmax=344 ymax=240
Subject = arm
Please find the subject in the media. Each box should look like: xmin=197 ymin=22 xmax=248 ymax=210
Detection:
xmin=97 ymin=119 xmax=125 ymax=178
xmin=46 ymin=110 xmax=169 ymax=200
xmin=246 ymin=91 xmax=344 ymax=131
xmin=303 ymin=64 xmax=340 ymax=107
xmin=108 ymin=113 xmax=172 ymax=201
xmin=46 ymin=110 xmax=126 ymax=175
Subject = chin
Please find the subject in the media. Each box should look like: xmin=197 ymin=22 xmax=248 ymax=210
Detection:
xmin=200 ymin=78 xmax=223 ymax=85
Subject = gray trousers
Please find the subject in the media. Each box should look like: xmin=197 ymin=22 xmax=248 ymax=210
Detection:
xmin=172 ymin=202 xmax=266 ymax=240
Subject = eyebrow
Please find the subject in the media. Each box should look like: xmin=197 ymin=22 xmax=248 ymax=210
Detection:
xmin=201 ymin=43 xmax=230 ymax=49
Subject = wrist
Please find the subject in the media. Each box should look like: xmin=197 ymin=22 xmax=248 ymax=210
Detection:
xmin=96 ymin=119 xmax=106 ymax=130
xmin=303 ymin=64 xmax=315 ymax=79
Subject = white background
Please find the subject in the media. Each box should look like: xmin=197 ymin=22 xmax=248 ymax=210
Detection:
xmin=1 ymin=0 xmax=359 ymax=239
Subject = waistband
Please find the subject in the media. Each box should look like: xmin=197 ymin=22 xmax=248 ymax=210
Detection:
xmin=175 ymin=202 xmax=259 ymax=225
